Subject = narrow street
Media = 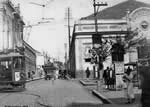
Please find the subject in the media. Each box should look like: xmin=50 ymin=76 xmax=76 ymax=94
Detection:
xmin=0 ymin=79 xmax=102 ymax=107
xmin=1 ymin=0 xmax=150 ymax=107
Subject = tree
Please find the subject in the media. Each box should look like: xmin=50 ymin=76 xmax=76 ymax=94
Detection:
xmin=111 ymin=42 xmax=125 ymax=61
xmin=90 ymin=36 xmax=112 ymax=70
xmin=125 ymin=27 xmax=146 ymax=48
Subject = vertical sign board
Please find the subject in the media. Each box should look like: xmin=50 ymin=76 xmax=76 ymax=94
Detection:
xmin=15 ymin=72 xmax=20 ymax=81
xmin=114 ymin=62 xmax=124 ymax=89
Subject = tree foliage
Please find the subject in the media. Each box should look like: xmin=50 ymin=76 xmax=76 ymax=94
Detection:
xmin=90 ymin=39 xmax=112 ymax=64
xmin=125 ymin=28 xmax=146 ymax=48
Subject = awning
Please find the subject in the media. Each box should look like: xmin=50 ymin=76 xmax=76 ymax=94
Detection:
xmin=124 ymin=62 xmax=137 ymax=66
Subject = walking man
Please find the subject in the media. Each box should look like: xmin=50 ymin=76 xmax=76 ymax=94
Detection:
xmin=103 ymin=67 xmax=109 ymax=89
xmin=86 ymin=67 xmax=91 ymax=79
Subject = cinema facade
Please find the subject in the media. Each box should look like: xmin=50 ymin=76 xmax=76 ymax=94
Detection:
xmin=69 ymin=0 xmax=150 ymax=81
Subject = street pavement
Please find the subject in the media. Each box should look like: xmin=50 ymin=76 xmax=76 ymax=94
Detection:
xmin=0 ymin=79 xmax=102 ymax=107
xmin=37 ymin=79 xmax=102 ymax=107
xmin=0 ymin=78 xmax=142 ymax=107
xmin=0 ymin=79 xmax=43 ymax=107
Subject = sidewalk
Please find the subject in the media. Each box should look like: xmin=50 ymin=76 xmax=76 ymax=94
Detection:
xmin=80 ymin=79 xmax=142 ymax=107
xmin=26 ymin=76 xmax=44 ymax=82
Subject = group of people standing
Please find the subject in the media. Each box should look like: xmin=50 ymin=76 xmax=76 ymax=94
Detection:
xmin=103 ymin=67 xmax=115 ymax=90
xmin=85 ymin=65 xmax=137 ymax=104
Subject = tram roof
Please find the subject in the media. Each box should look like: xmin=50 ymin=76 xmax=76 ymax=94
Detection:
xmin=81 ymin=0 xmax=150 ymax=20
xmin=0 ymin=53 xmax=23 ymax=59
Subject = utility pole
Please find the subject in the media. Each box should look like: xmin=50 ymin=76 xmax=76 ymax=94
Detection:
xmin=92 ymin=0 xmax=107 ymax=88
xmin=64 ymin=43 xmax=67 ymax=70
xmin=67 ymin=7 xmax=71 ymax=55
xmin=65 ymin=7 xmax=72 ymax=76
xmin=92 ymin=0 xmax=107 ymax=68
xmin=93 ymin=0 xmax=107 ymax=33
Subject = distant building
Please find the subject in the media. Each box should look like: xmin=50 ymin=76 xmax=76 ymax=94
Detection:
xmin=70 ymin=0 xmax=150 ymax=78
xmin=36 ymin=50 xmax=45 ymax=77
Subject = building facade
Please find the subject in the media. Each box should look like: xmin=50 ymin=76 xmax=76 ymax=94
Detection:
xmin=36 ymin=51 xmax=45 ymax=78
xmin=23 ymin=41 xmax=36 ymax=80
xmin=0 ymin=0 xmax=24 ymax=51
xmin=69 ymin=0 xmax=150 ymax=79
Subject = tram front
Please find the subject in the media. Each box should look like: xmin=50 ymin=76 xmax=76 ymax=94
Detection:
xmin=0 ymin=53 xmax=26 ymax=91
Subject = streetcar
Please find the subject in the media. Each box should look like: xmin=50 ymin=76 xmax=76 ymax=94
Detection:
xmin=0 ymin=52 xmax=26 ymax=91
xmin=42 ymin=62 xmax=57 ymax=80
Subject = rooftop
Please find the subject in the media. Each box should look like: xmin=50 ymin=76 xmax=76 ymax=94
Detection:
xmin=81 ymin=0 xmax=150 ymax=20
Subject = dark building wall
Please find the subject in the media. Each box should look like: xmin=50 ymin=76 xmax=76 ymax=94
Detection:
xmin=69 ymin=34 xmax=76 ymax=78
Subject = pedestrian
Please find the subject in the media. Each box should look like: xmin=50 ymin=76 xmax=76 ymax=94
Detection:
xmin=52 ymin=71 xmax=56 ymax=85
xmin=126 ymin=66 xmax=132 ymax=75
xmin=103 ymin=67 xmax=109 ymax=89
xmin=108 ymin=68 xmax=115 ymax=90
xmin=85 ymin=67 xmax=90 ymax=79
xmin=31 ymin=71 xmax=34 ymax=80
xmin=64 ymin=69 xmax=67 ymax=79
xmin=123 ymin=67 xmax=136 ymax=104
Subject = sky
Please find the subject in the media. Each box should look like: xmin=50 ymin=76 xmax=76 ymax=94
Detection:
xmin=11 ymin=0 xmax=150 ymax=62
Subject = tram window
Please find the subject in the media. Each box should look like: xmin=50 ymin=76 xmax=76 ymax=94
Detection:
xmin=13 ymin=57 xmax=24 ymax=69
xmin=0 ymin=60 xmax=12 ymax=71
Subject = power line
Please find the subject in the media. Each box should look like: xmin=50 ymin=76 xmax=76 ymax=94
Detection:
xmin=29 ymin=0 xmax=54 ymax=21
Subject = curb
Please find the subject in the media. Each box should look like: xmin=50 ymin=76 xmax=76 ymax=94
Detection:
xmin=26 ymin=77 xmax=44 ymax=82
xmin=79 ymin=80 xmax=97 ymax=86
xmin=92 ymin=89 xmax=112 ymax=104
xmin=0 ymin=77 xmax=44 ymax=92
